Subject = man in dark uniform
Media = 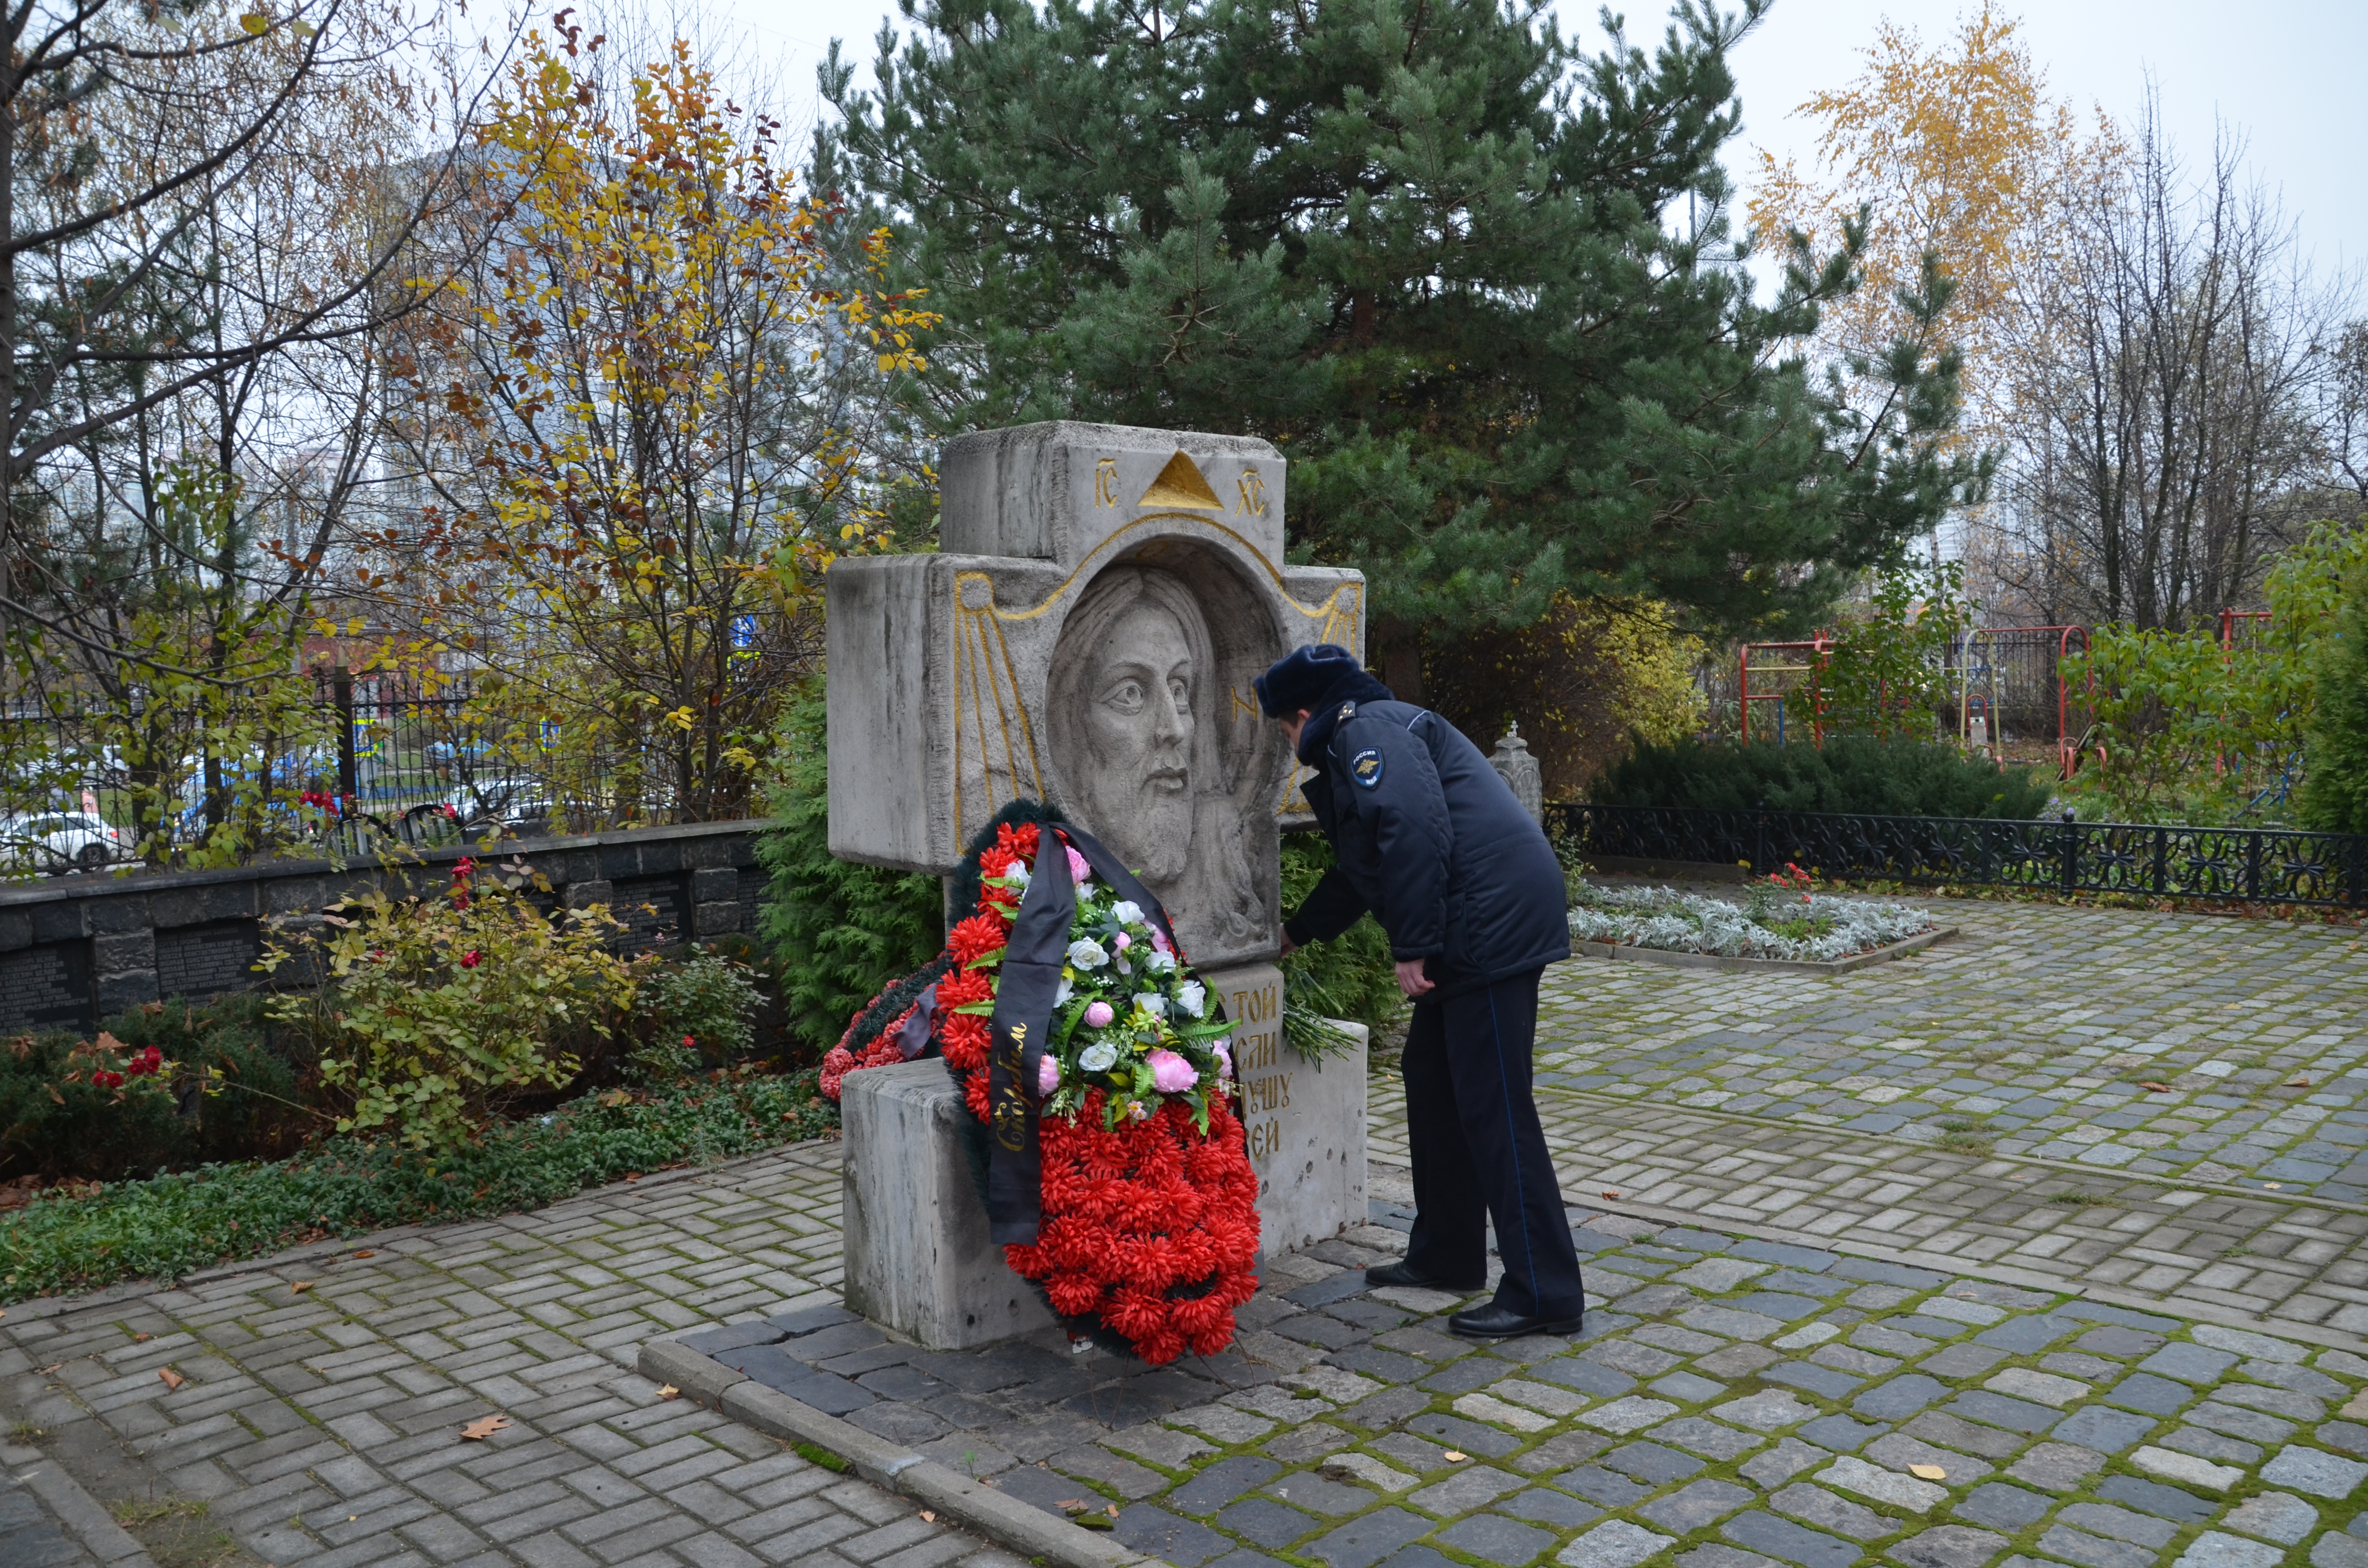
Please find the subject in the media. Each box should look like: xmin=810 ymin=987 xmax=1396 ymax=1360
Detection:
xmin=1256 ymin=642 xmax=1586 ymax=1339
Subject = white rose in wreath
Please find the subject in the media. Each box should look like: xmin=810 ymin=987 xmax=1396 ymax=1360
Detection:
xmin=1066 ymin=938 xmax=1109 ymax=970
xmin=1078 ymin=1041 xmax=1120 ymax=1072
xmin=1176 ymin=980 xmax=1207 ymax=1018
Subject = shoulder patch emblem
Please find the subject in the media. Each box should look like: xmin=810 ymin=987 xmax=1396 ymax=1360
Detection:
xmin=1350 ymin=748 xmax=1384 ymax=787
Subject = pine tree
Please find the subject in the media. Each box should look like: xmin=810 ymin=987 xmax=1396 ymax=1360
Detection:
xmin=2301 ymin=568 xmax=2368 ymax=835
xmin=817 ymin=0 xmax=1985 ymax=676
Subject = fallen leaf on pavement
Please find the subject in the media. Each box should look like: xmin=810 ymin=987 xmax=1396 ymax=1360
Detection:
xmin=291 ymin=1281 xmax=314 ymax=1293
xmin=657 ymin=1385 xmax=679 ymax=1400
xmin=2139 ymin=1082 xmax=2173 ymax=1092
xmin=1910 ymin=1464 xmax=1946 ymax=1480
xmin=1105 ymin=1505 xmax=1119 ymax=1519
xmin=2287 ymin=1078 xmax=2312 ymax=1088
xmin=351 ymin=1250 xmax=374 ymax=1259
xmin=1602 ymin=1190 xmax=1620 ymax=1200
xmin=1443 ymin=1451 xmax=1468 ymax=1462
xmin=1056 ymin=1500 xmax=1086 ymax=1511
xmin=460 ymin=1415 xmax=512 ymax=1441
xmin=158 ymin=1368 xmax=185 ymax=1391
xmin=920 ymin=1511 xmax=936 ymax=1523
xmin=133 ymin=1332 xmax=150 ymax=1342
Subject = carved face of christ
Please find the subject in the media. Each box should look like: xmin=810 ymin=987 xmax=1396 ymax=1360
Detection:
xmin=1077 ymin=600 xmax=1196 ymax=882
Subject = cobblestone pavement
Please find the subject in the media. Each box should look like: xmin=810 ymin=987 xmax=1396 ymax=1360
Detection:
xmin=1527 ymin=894 xmax=2368 ymax=1197
xmin=0 ymin=1145 xmax=1019 ymax=1568
xmin=683 ymin=1193 xmax=2368 ymax=1568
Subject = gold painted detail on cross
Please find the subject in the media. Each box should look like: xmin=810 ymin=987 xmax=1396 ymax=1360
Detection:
xmin=951 ymin=570 xmax=1046 ymax=846
xmin=1236 ymin=468 xmax=1268 ymax=518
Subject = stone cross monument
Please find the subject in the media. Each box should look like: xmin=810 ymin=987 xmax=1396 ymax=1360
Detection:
xmin=826 ymin=420 xmax=1370 ymax=1348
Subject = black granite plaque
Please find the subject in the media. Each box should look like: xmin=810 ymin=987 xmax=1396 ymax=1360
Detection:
xmin=612 ymin=876 xmax=682 ymax=947
xmin=0 ymin=941 xmax=95 ymax=1033
xmin=156 ymin=918 xmax=264 ymax=1001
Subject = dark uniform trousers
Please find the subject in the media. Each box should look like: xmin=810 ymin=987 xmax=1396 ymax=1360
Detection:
xmin=1398 ymin=968 xmax=1587 ymax=1318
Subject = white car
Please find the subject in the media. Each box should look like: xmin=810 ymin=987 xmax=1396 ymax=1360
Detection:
xmin=0 ymin=810 xmax=127 ymax=873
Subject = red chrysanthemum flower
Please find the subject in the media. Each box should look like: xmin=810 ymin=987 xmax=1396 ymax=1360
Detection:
xmin=949 ymin=913 xmax=1008 ymax=965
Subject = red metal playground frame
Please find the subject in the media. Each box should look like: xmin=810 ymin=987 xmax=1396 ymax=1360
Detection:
xmin=1740 ymin=625 xmax=2092 ymax=778
xmin=1738 ymin=637 xmax=1831 ymax=747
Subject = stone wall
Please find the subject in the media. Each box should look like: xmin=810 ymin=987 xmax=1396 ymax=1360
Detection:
xmin=0 ymin=821 xmax=768 ymax=1034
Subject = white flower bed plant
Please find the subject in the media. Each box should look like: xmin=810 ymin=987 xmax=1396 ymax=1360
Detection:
xmin=1567 ymin=881 xmax=1936 ymax=963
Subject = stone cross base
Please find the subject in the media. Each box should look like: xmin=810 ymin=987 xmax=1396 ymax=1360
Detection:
xmin=1203 ymin=962 xmax=1370 ymax=1256
xmin=840 ymin=1060 xmax=1058 ymax=1351
xmin=838 ymin=994 xmax=1370 ymax=1350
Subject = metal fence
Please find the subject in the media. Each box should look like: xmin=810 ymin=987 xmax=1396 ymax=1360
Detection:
xmin=1551 ymin=801 xmax=2368 ymax=909
xmin=0 ymin=673 xmax=725 ymax=871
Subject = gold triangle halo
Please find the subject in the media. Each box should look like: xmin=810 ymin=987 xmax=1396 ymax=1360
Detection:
xmin=1136 ymin=451 xmax=1224 ymax=511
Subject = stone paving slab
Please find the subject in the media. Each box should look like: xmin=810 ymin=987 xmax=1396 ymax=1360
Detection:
xmin=0 ymin=1146 xmax=1025 ymax=1568
xmin=1376 ymin=1075 xmax=2368 ymax=1346
xmin=667 ymin=1190 xmax=2368 ymax=1568
xmin=1535 ymin=891 xmax=2368 ymax=1198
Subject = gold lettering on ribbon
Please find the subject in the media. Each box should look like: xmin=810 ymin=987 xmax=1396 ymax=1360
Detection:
xmin=1094 ymin=457 xmax=1121 ymax=508
xmin=991 ymin=1020 xmax=1029 ymax=1150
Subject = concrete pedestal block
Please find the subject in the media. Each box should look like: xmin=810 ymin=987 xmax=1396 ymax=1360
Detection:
xmin=840 ymin=971 xmax=1369 ymax=1348
xmin=1204 ymin=962 xmax=1369 ymax=1258
xmin=840 ymin=1059 xmax=1057 ymax=1350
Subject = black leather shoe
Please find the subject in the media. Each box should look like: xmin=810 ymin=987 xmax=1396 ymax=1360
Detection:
xmin=1365 ymin=1261 xmax=1486 ymax=1292
xmin=1448 ymin=1303 xmax=1584 ymax=1340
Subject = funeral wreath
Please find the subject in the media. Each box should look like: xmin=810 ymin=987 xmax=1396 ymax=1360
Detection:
xmin=824 ymin=807 xmax=1261 ymax=1364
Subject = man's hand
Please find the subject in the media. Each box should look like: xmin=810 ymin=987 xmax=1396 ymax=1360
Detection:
xmin=1395 ymin=958 xmax=1435 ymax=997
xmin=1279 ymin=926 xmax=1299 ymax=958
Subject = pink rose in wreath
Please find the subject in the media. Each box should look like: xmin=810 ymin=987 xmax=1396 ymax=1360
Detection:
xmin=1083 ymin=999 xmax=1115 ymax=1029
xmin=1147 ymin=1050 xmax=1198 ymax=1093
xmin=1065 ymin=845 xmax=1092 ymax=885
xmin=1038 ymin=1054 xmax=1060 ymax=1096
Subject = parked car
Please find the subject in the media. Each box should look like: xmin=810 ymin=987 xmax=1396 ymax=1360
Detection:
xmin=0 ymin=810 xmax=127 ymax=873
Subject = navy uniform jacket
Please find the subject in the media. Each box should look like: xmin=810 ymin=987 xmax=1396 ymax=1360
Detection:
xmin=1282 ymin=698 xmax=1571 ymax=994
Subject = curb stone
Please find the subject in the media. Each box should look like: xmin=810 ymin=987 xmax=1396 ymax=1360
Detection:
xmin=1572 ymin=923 xmax=1958 ymax=974
xmin=0 ymin=1443 xmax=160 ymax=1567
xmin=636 ymin=1339 xmax=1150 ymax=1568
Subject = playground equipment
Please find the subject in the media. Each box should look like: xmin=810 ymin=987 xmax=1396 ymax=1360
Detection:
xmin=1738 ymin=636 xmax=1831 ymax=746
xmin=1956 ymin=625 xmax=2090 ymax=779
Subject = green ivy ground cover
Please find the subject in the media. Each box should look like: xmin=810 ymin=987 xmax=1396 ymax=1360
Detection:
xmin=0 ymin=1069 xmax=837 ymax=1303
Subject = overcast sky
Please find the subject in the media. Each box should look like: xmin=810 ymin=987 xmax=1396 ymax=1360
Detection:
xmin=674 ymin=0 xmax=2365 ymax=281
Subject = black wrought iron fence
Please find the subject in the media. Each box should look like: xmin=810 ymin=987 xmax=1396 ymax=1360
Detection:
xmin=1549 ymin=801 xmax=2368 ymax=909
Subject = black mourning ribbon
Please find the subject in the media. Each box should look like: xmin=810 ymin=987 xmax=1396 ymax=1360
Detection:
xmin=981 ymin=823 xmax=1186 ymax=1247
